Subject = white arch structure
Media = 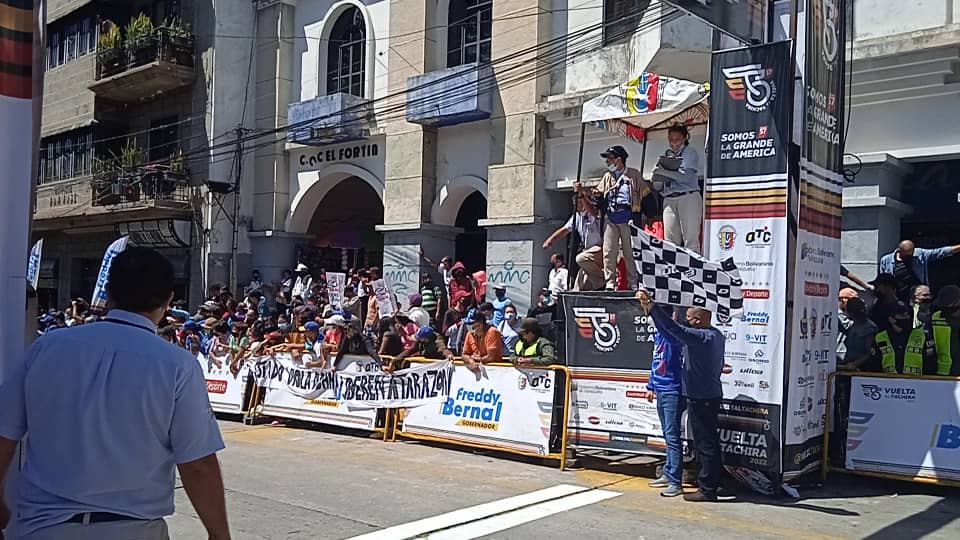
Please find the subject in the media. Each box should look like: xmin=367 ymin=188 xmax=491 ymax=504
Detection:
xmin=431 ymin=174 xmax=488 ymax=226
xmin=286 ymin=163 xmax=384 ymax=234
xmin=317 ymin=0 xmax=377 ymax=100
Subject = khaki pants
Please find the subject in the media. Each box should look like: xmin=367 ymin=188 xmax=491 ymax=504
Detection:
xmin=17 ymin=518 xmax=169 ymax=540
xmin=663 ymin=191 xmax=703 ymax=254
xmin=603 ymin=221 xmax=638 ymax=289
xmin=574 ymin=246 xmax=604 ymax=291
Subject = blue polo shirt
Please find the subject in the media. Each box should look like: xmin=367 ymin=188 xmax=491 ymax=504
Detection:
xmin=0 ymin=309 xmax=224 ymax=536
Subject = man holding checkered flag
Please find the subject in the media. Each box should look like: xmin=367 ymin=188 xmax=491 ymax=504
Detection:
xmin=632 ymin=224 xmax=740 ymax=502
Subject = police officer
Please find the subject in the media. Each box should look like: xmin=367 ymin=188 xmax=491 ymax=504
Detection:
xmin=510 ymin=318 xmax=557 ymax=366
xmin=873 ymin=302 xmax=936 ymax=375
xmin=0 ymin=247 xmax=229 ymax=540
xmin=931 ymin=285 xmax=960 ymax=376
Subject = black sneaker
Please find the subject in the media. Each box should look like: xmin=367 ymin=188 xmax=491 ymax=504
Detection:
xmin=683 ymin=490 xmax=718 ymax=502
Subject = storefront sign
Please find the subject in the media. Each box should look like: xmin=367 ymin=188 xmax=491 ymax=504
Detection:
xmin=704 ymin=41 xmax=793 ymax=493
xmin=402 ymin=363 xmax=558 ymax=456
xmin=846 ymin=376 xmax=960 ymax=482
xmin=297 ymin=143 xmax=380 ymax=169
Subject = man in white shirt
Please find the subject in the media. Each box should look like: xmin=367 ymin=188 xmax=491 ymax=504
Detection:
xmin=543 ymin=194 xmax=604 ymax=291
xmin=292 ymin=263 xmax=314 ymax=300
xmin=548 ymin=253 xmax=569 ymax=296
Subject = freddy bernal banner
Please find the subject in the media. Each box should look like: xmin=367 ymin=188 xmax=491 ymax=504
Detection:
xmin=27 ymin=238 xmax=42 ymax=291
xmin=90 ymin=235 xmax=130 ymax=311
xmin=336 ymin=360 xmax=455 ymax=409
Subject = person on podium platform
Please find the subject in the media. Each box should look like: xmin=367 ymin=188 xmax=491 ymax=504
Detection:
xmin=636 ymin=289 xmax=724 ymax=502
xmin=872 ymin=302 xmax=937 ymax=375
xmin=651 ymin=124 xmax=703 ymax=254
xmin=931 ymin=285 xmax=960 ymax=376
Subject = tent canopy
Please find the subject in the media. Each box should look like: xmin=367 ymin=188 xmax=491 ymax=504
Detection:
xmin=581 ymin=72 xmax=709 ymax=143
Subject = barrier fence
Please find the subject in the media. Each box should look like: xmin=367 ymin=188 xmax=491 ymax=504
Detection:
xmin=823 ymin=371 xmax=960 ymax=488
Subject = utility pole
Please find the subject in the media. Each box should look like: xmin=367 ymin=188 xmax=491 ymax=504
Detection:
xmin=229 ymin=125 xmax=243 ymax=295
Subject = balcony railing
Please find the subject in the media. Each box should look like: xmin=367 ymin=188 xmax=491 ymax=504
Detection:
xmin=91 ymin=165 xmax=190 ymax=208
xmin=91 ymin=28 xmax=195 ymax=101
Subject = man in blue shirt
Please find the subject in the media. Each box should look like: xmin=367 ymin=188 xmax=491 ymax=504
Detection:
xmin=0 ymin=247 xmax=230 ymax=539
xmin=489 ymin=284 xmax=513 ymax=327
xmin=637 ymin=290 xmax=725 ymax=502
xmin=642 ymin=327 xmax=685 ymax=497
xmin=879 ymin=240 xmax=960 ymax=302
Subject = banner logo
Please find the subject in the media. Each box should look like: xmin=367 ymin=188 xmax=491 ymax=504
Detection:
xmin=573 ymin=307 xmax=622 ymax=353
xmin=743 ymin=288 xmax=770 ymax=299
xmin=934 ymin=424 xmax=960 ymax=449
xmin=816 ymin=0 xmax=841 ymax=68
xmin=206 ymin=380 xmax=228 ymax=394
xmin=745 ymin=226 xmax=773 ymax=247
xmin=718 ymin=225 xmax=737 ymax=251
xmin=722 ymin=64 xmax=777 ymax=112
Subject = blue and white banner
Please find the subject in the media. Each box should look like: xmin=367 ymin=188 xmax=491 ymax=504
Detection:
xmin=90 ymin=236 xmax=130 ymax=311
xmin=26 ymin=238 xmax=42 ymax=290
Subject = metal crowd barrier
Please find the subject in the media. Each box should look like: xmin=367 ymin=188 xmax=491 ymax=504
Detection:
xmin=823 ymin=370 xmax=960 ymax=488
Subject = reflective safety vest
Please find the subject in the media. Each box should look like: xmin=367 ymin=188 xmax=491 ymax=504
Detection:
xmin=931 ymin=311 xmax=955 ymax=376
xmin=515 ymin=339 xmax=540 ymax=357
xmin=875 ymin=329 xmax=924 ymax=375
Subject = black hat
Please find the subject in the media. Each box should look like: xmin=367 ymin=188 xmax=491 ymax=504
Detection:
xmin=519 ymin=317 xmax=541 ymax=334
xmin=869 ymin=273 xmax=897 ymax=288
xmin=601 ymin=145 xmax=629 ymax=160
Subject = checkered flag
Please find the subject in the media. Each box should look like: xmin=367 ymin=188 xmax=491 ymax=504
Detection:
xmin=630 ymin=224 xmax=744 ymax=317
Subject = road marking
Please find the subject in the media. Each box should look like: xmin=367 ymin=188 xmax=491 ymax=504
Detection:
xmin=425 ymin=488 xmax=622 ymax=540
xmin=345 ymin=484 xmax=618 ymax=540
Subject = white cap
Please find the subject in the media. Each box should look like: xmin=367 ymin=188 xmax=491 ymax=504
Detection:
xmin=296 ymin=263 xmax=309 ymax=272
xmin=324 ymin=314 xmax=347 ymax=327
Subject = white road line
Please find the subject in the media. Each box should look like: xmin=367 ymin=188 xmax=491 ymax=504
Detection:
xmin=425 ymin=488 xmax=622 ymax=540
xmin=344 ymin=484 xmax=589 ymax=540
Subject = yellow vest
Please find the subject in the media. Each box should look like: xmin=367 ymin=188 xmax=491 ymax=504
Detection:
xmin=515 ymin=339 xmax=540 ymax=357
xmin=875 ymin=329 xmax=924 ymax=375
xmin=931 ymin=311 xmax=954 ymax=376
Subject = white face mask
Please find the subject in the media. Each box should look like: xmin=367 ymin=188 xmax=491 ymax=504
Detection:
xmin=506 ymin=312 xmax=516 ymax=321
xmin=607 ymin=164 xmax=619 ymax=173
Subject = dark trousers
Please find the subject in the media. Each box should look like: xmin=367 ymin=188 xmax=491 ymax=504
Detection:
xmin=687 ymin=397 xmax=722 ymax=494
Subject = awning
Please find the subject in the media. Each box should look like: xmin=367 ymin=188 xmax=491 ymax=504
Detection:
xmin=580 ymin=72 xmax=710 ymax=144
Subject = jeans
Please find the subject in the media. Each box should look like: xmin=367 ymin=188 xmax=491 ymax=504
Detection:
xmin=656 ymin=390 xmax=684 ymax=486
xmin=687 ymin=397 xmax=722 ymax=494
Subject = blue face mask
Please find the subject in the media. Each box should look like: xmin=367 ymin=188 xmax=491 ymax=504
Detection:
xmin=278 ymin=323 xmax=290 ymax=331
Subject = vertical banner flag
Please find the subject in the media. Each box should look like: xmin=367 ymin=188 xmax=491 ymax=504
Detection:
xmin=26 ymin=239 xmax=42 ymax=290
xmin=704 ymin=41 xmax=793 ymax=493
xmin=784 ymin=0 xmax=847 ymax=480
xmin=90 ymin=236 xmax=131 ymax=311
xmin=327 ymin=272 xmax=346 ymax=309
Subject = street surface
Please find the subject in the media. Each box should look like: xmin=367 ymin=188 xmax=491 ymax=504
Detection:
xmin=169 ymin=420 xmax=960 ymax=540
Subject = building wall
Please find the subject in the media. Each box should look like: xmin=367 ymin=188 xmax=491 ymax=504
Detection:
xmin=41 ymin=54 xmax=96 ymax=138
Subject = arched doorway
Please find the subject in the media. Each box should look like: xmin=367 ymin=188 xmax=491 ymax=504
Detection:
xmin=455 ymin=191 xmax=487 ymax=272
xmin=299 ymin=176 xmax=384 ymax=272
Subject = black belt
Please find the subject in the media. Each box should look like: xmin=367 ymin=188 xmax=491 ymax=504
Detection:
xmin=664 ymin=190 xmax=698 ymax=198
xmin=66 ymin=512 xmax=143 ymax=524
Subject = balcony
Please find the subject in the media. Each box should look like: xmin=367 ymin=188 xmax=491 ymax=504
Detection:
xmin=90 ymin=28 xmax=195 ymax=103
xmin=405 ymin=63 xmax=493 ymax=127
xmin=287 ymin=93 xmax=371 ymax=146
xmin=92 ymin=166 xmax=191 ymax=208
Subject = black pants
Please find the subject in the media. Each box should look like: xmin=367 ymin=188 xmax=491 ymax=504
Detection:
xmin=687 ymin=397 xmax=722 ymax=494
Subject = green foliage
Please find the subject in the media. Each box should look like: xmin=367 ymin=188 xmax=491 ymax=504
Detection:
xmin=124 ymin=12 xmax=154 ymax=41
xmin=97 ymin=24 xmax=121 ymax=50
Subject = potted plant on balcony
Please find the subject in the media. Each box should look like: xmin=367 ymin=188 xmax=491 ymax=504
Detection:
xmin=124 ymin=13 xmax=156 ymax=69
xmin=160 ymin=17 xmax=194 ymax=66
xmin=117 ymin=140 xmax=144 ymax=202
xmin=96 ymin=23 xmax=123 ymax=78
xmin=91 ymin=155 xmax=121 ymax=205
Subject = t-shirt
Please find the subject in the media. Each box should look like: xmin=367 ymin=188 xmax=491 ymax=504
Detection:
xmin=462 ymin=326 xmax=504 ymax=363
xmin=845 ymin=319 xmax=879 ymax=370
xmin=380 ymin=331 xmax=405 ymax=356
xmin=893 ymin=259 xmax=920 ymax=302
xmin=439 ymin=263 xmax=452 ymax=287
xmin=498 ymin=320 xmax=520 ymax=355
xmin=421 ymin=287 xmax=439 ymax=315
xmin=565 ymin=212 xmax=603 ymax=249
xmin=491 ymin=297 xmax=512 ymax=327
xmin=548 ymin=267 xmax=568 ymax=296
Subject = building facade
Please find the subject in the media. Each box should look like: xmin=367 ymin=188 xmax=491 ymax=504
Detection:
xmin=841 ymin=0 xmax=960 ymax=287
xmin=33 ymin=0 xmax=255 ymax=310
xmin=243 ymin=0 xmax=715 ymax=314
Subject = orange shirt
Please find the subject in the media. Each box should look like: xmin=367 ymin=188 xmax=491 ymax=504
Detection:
xmin=462 ymin=326 xmax=504 ymax=363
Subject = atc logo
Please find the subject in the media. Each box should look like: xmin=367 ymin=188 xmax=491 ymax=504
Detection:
xmin=718 ymin=225 xmax=737 ymax=251
xmin=744 ymin=226 xmax=773 ymax=247
xmin=722 ymin=63 xmax=777 ymax=113
xmin=573 ymin=307 xmax=622 ymax=353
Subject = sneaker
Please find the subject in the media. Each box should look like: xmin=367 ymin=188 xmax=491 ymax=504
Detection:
xmin=660 ymin=485 xmax=684 ymax=497
xmin=648 ymin=476 xmax=670 ymax=488
xmin=683 ymin=490 xmax=718 ymax=502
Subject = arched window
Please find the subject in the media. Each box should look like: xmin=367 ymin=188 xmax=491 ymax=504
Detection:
xmin=447 ymin=0 xmax=492 ymax=68
xmin=327 ymin=7 xmax=366 ymax=97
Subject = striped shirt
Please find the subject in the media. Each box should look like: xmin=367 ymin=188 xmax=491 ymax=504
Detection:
xmin=421 ymin=287 xmax=440 ymax=315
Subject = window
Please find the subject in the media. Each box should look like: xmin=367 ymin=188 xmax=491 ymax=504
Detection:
xmin=447 ymin=0 xmax=492 ymax=68
xmin=603 ymin=0 xmax=650 ymax=46
xmin=45 ymin=11 xmax=97 ymax=69
xmin=326 ymin=8 xmax=366 ymax=97
xmin=148 ymin=117 xmax=180 ymax=162
xmin=38 ymin=129 xmax=94 ymax=185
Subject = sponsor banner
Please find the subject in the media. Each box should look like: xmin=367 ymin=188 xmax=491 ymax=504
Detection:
xmin=261 ymin=354 xmax=379 ymax=430
xmin=336 ymin=359 xmax=455 ymax=409
xmin=90 ymin=236 xmax=130 ymax=311
xmin=561 ymin=292 xmax=655 ymax=371
xmin=27 ymin=238 xmax=42 ymax=290
xmin=705 ymin=42 xmax=793 ymax=489
xmin=720 ymin=400 xmax=783 ymax=494
xmin=783 ymin=0 xmax=847 ymax=479
xmin=846 ymin=376 xmax=960 ymax=482
xmin=197 ymin=353 xmax=249 ymax=414
xmin=568 ymin=368 xmax=691 ymax=456
xmin=402 ymin=363 xmax=558 ymax=456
